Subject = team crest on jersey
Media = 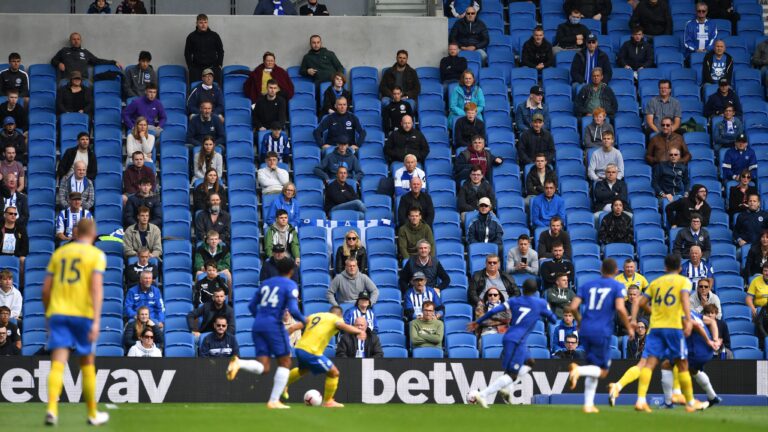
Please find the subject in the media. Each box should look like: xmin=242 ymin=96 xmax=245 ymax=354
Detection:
xmin=345 ymin=121 xmax=352 ymax=127
xmin=14 ymin=78 xmax=20 ymax=85
xmin=79 ymin=52 xmax=86 ymax=59
xmin=400 ymin=104 xmax=406 ymax=110
xmin=291 ymin=288 xmax=299 ymax=298
xmin=759 ymin=216 xmax=764 ymax=222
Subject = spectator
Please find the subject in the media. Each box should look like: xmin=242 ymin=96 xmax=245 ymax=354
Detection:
xmin=264 ymin=209 xmax=300 ymax=261
xmin=259 ymin=244 xmax=299 ymax=283
xmin=539 ymin=241 xmax=575 ymax=290
xmin=626 ymin=318 xmax=648 ymax=359
xmin=673 ymin=213 xmax=712 ymax=259
xmin=124 ymin=271 xmax=165 ymax=325
xmin=734 ymin=194 xmax=768 ymax=247
xmin=712 ymin=105 xmax=743 ymax=151
xmin=645 ymin=80 xmax=682 ymax=135
xmin=0 ymin=270 xmax=21 ymax=319
xmin=300 ymin=35 xmax=343 ymax=84
xmin=194 ymin=194 xmax=231 ymax=244
xmin=260 ymin=121 xmax=291 ymax=163
xmin=615 ymin=259 xmax=649 ymax=294
xmin=323 ymin=166 xmax=366 ymax=215
xmin=184 ymin=14 xmax=224 ymax=85
xmin=554 ymin=8 xmax=591 ymax=52
xmin=598 ymin=199 xmax=634 ymax=245
xmin=530 ymin=180 xmax=566 ymax=228
xmin=563 ymin=0 xmax=612 ymax=26
xmin=0 ymin=95 xmax=28 ymax=155
xmin=467 ymin=197 xmax=503 ymax=251
xmin=404 ymin=272 xmax=444 ymax=320
xmin=257 ymin=151 xmax=289 ymax=195
xmin=449 ymin=6 xmax=489 ymax=62
xmin=629 ymin=0 xmax=672 ymax=37
xmin=50 ymin=32 xmax=120 ymax=80
xmin=454 ymin=102 xmax=485 ymax=149
xmin=547 ymin=273 xmax=576 ymax=319
xmin=665 ymin=184 xmax=711 ymax=228
xmin=454 ymin=135 xmax=501 ymax=182
xmin=571 ymin=34 xmax=612 ymax=84
xmin=56 ymin=71 xmax=93 ymax=115
xmin=122 ymin=83 xmax=166 ymax=132
xmin=192 ymin=136 xmax=224 ymax=182
xmin=200 ymin=316 xmax=239 ymax=358
xmin=384 ymin=115 xmax=430 ymax=164
xmin=538 ymin=216 xmax=573 ymax=260
xmin=448 ymin=70 xmax=484 ymax=128
xmin=124 ymin=175 xmax=163 ymax=228
xmin=722 ymin=134 xmax=757 ymax=181
xmin=397 ymin=177 xmax=434 ymax=227
xmin=474 ymin=287 xmax=511 ymax=335
xmin=583 ymin=107 xmax=614 ymax=148
xmin=683 ymin=246 xmax=715 ymax=291
xmin=521 ymin=26 xmax=555 ymax=71
xmin=336 ymin=316 xmax=382 ymax=358
xmin=409 ymin=301 xmax=444 ymax=349
xmin=702 ymin=40 xmax=733 ymax=84
xmin=55 ymin=192 xmax=92 ymax=243
xmin=574 ymin=68 xmax=617 ymax=117
xmin=704 ymin=79 xmax=742 ymax=119
xmin=617 ymin=26 xmax=654 ymax=74
xmin=515 ymin=85 xmax=550 ymax=135
xmin=645 ymin=117 xmax=690 ymax=165
xmin=0 ymin=306 xmax=20 ymax=349
xmin=123 ymin=306 xmax=164 ymax=352
xmin=703 ymin=0 xmax=739 ymax=33
xmin=127 ymin=328 xmax=162 ymax=357
xmin=87 ymin=0 xmax=111 ymax=13
xmin=2 ymin=174 xmax=28 ymax=226
xmin=58 ymin=133 xmax=97 ymax=182
xmin=507 ymin=234 xmax=539 ymax=276
xmin=398 ymin=208 xmax=435 ymax=260
xmin=383 ymin=86 xmax=414 ymax=134
xmin=122 ymin=51 xmax=156 ymax=99
xmin=525 ymin=153 xmax=557 ymax=200
xmin=187 ymin=101 xmax=225 ymax=147
xmin=284 ymin=308 xmax=303 ymax=348
xmin=187 ymin=69 xmax=224 ymax=120
xmin=253 ymin=0 xmax=297 ymax=15
xmin=313 ymin=97 xmax=365 ymax=150
xmin=193 ymin=230 xmax=232 ymax=281
xmin=334 ymin=229 xmax=367 ymax=275
xmin=553 ymin=334 xmax=586 ymax=360
xmin=192 ymin=168 xmax=228 ymax=214
xmin=125 ymin=117 xmax=155 ymax=166
xmin=551 ymin=310 xmax=579 ymax=352
xmin=320 ymin=72 xmax=353 ymax=115
xmin=399 ymin=240 xmax=450 ymax=293
xmin=744 ymin=231 xmax=768 ymax=278
xmin=439 ymin=43 xmax=467 ymax=83
xmin=684 ymin=3 xmax=718 ymax=55
xmin=327 ymin=258 xmax=379 ymax=306
xmin=243 ymin=51 xmax=294 ymax=103
xmin=124 ymin=247 xmax=158 ymax=287
xmin=265 ymin=182 xmax=300 ymax=226
xmin=468 ymin=254 xmax=519 ymax=307
xmin=314 ymin=139 xmax=363 ymax=183
xmin=652 ymin=146 xmax=690 ymax=202
xmin=123 ymin=206 xmax=162 ymax=258
xmin=193 ymin=261 xmax=230 ymax=307
xmin=593 ymin=163 xmax=629 ymax=212
xmin=391 ymin=155 xmax=427 ymax=199
xmin=746 ymin=262 xmax=768 ymax=325
xmin=458 ymin=165 xmax=495 ymax=220
xmin=0 ymin=324 xmax=19 ymax=356
xmin=123 ymin=152 xmax=156 ymax=198
xmin=0 ymin=146 xmax=24 ymax=191
xmin=300 ymin=0 xmax=329 ymax=16
xmin=587 ymin=130 xmax=624 ymax=181
xmin=380 ymin=50 xmax=420 ymax=100
xmin=0 ymin=53 xmax=29 ymax=105
xmin=252 ymin=80 xmax=287 ymax=131
xmin=702 ymin=303 xmax=731 ymax=358
xmin=56 ymin=160 xmax=94 ymax=210
xmin=116 ymin=0 xmax=147 ymax=13
xmin=729 ymin=169 xmax=758 ymax=216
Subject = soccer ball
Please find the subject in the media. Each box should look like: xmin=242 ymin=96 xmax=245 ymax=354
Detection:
xmin=304 ymin=389 xmax=322 ymax=406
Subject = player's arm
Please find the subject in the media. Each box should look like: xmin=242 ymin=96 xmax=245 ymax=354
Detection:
xmin=89 ymin=270 xmax=104 ymax=342
xmin=701 ymin=314 xmax=721 ymax=350
xmin=615 ymin=297 xmax=633 ymax=339
xmin=336 ymin=321 xmax=367 ymax=341
xmin=680 ymin=288 xmax=692 ymax=336
xmin=287 ymin=297 xmax=306 ymax=324
xmin=565 ymin=296 xmax=582 ymax=322
xmin=467 ymin=302 xmax=508 ymax=331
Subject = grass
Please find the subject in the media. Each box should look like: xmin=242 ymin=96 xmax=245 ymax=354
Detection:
xmin=1 ymin=403 xmax=764 ymax=432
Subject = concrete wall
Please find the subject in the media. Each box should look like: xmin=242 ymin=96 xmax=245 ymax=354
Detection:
xmin=1 ymin=14 xmax=446 ymax=70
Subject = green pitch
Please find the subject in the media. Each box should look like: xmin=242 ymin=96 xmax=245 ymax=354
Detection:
xmin=2 ymin=403 xmax=764 ymax=431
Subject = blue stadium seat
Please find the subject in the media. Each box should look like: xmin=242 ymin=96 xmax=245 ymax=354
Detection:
xmin=413 ymin=347 xmax=445 ymax=358
xmin=383 ymin=347 xmax=409 ymax=358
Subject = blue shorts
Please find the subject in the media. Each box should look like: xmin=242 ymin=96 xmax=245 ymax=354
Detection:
xmin=643 ymin=328 xmax=687 ymax=361
xmin=48 ymin=315 xmax=94 ymax=356
xmin=251 ymin=327 xmax=291 ymax=358
xmin=688 ymin=354 xmax=711 ymax=372
xmin=501 ymin=341 xmax=529 ymax=374
xmin=580 ymin=333 xmax=612 ymax=370
xmin=295 ymin=348 xmax=335 ymax=375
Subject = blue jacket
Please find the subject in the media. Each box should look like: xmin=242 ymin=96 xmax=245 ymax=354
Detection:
xmin=514 ymin=100 xmax=550 ymax=133
xmin=265 ymin=194 xmax=301 ymax=226
xmin=449 ymin=84 xmax=485 ymax=127
xmin=551 ymin=321 xmax=578 ymax=352
xmin=530 ymin=194 xmax=566 ymax=228
xmin=186 ymin=115 xmax=226 ymax=147
xmin=200 ymin=332 xmax=240 ymax=357
xmin=722 ymin=147 xmax=757 ymax=181
xmin=652 ymin=161 xmax=689 ymax=197
xmin=684 ymin=19 xmax=718 ymax=53
xmin=122 ymin=96 xmax=167 ymax=129
xmin=186 ymin=82 xmax=225 ymax=117
xmin=124 ymin=285 xmax=165 ymax=322
xmin=404 ymin=286 xmax=444 ymax=320
xmin=313 ymin=149 xmax=363 ymax=181
xmin=713 ymin=117 xmax=744 ymax=149
xmin=466 ymin=213 xmax=504 ymax=247
xmin=313 ymin=112 xmax=366 ymax=147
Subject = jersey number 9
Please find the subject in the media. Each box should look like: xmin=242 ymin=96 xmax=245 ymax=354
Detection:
xmin=59 ymin=258 xmax=81 ymax=284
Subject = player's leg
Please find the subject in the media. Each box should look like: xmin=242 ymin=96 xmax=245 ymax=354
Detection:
xmin=79 ymin=354 xmax=108 ymax=425
xmin=691 ymin=367 xmax=721 ymax=406
xmin=609 ymin=358 xmax=646 ymax=406
xmin=660 ymin=361 xmax=675 ymax=407
xmin=266 ymin=330 xmax=294 ymax=408
xmin=635 ymin=355 xmax=657 ymax=412
xmin=228 ymin=330 xmax=268 ymax=380
xmin=470 ymin=341 xmax=521 ymax=408
xmin=675 ymin=358 xmax=706 ymax=411
xmin=498 ymin=358 xmax=533 ymax=404
xmin=322 ymin=365 xmax=343 ymax=407
xmin=46 ymin=348 xmax=69 ymax=425
xmin=670 ymin=364 xmax=686 ymax=404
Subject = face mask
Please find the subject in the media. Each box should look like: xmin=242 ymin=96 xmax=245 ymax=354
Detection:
xmin=210 ymin=205 xmax=220 ymax=214
xmin=569 ymin=16 xmax=581 ymax=24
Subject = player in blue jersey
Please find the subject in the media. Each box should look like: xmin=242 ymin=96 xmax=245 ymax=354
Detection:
xmin=226 ymin=257 xmax=306 ymax=409
xmin=566 ymin=258 xmax=632 ymax=413
xmin=467 ymin=279 xmax=558 ymax=408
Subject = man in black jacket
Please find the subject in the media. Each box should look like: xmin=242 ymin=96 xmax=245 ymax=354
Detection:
xmin=398 ymin=177 xmax=434 ymax=227
xmin=380 ymin=50 xmax=420 ymax=101
xmin=598 ymin=199 xmax=634 ymax=245
xmin=592 ymin=163 xmax=629 ymax=212
xmin=384 ymin=115 xmax=429 ymax=163
xmin=539 ymin=242 xmax=575 ymax=290
xmin=518 ymin=114 xmax=555 ymax=166
xmin=454 ymin=135 xmax=502 ymax=182
xmin=57 ymin=132 xmax=97 ymax=181
xmin=399 ymin=240 xmax=451 ymax=292
xmin=440 ymin=43 xmax=467 ymax=83
xmin=184 ymin=14 xmax=224 ymax=85
xmin=252 ymin=80 xmax=287 ymax=131
xmin=324 ymin=166 xmax=365 ymax=215
xmin=629 ymin=0 xmax=673 ymax=37
xmin=702 ymin=40 xmax=734 ymax=85
xmin=665 ymin=184 xmax=711 ymax=228
xmin=187 ymin=286 xmax=235 ymax=340
xmin=521 ymin=26 xmax=555 ymax=71
xmin=537 ymin=217 xmax=573 ymax=260
xmin=468 ymin=254 xmax=519 ymax=307
xmin=571 ymin=34 xmax=613 ymax=84
xmin=458 ymin=166 xmax=495 ymax=220
xmin=554 ymin=9 xmax=591 ymax=52
xmin=300 ymin=0 xmax=330 ymax=15
xmin=50 ymin=32 xmax=121 ymax=81
xmin=124 ymin=177 xmax=162 ymax=226
xmin=383 ymin=87 xmax=414 ymax=134
xmin=449 ymin=6 xmax=490 ymax=62
xmin=563 ymin=0 xmax=612 ymax=29
xmin=193 ymin=262 xmax=230 ymax=307
xmin=467 ymin=197 xmax=503 ymax=252
xmin=453 ymin=102 xmax=485 ymax=149
xmin=618 ymin=27 xmax=654 ymax=72
xmin=336 ymin=317 xmax=383 ymax=358
xmin=260 ymin=244 xmax=299 ymax=282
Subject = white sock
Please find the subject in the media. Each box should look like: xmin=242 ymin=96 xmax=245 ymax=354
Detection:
xmin=576 ymin=365 xmax=602 ymax=378
xmin=238 ymin=359 xmax=264 ymax=375
xmin=269 ymin=367 xmax=290 ymax=403
xmin=584 ymin=377 xmax=598 ymax=407
xmin=694 ymin=372 xmax=717 ymax=399
xmin=637 ymin=395 xmax=647 ymax=404
xmin=661 ymin=370 xmax=674 ymax=405
xmin=518 ymin=365 xmax=532 ymax=379
xmin=480 ymin=374 xmax=514 ymax=399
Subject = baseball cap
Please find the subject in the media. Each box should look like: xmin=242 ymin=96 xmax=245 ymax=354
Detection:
xmin=69 ymin=192 xmax=83 ymax=200
xmin=357 ymin=292 xmax=371 ymax=301
xmin=411 ymin=272 xmax=426 ymax=281
xmin=736 ymin=133 xmax=747 ymax=142
xmin=586 ymin=34 xmax=598 ymax=42
xmin=271 ymin=244 xmax=286 ymax=253
xmin=530 ymin=85 xmax=544 ymax=95
xmin=718 ymin=78 xmax=729 ymax=85
xmin=3 ymin=117 xmax=14 ymax=126
xmin=478 ymin=197 xmax=492 ymax=207
xmin=532 ymin=113 xmax=544 ymax=122
xmin=69 ymin=70 xmax=82 ymax=80
xmin=202 ymin=68 xmax=214 ymax=77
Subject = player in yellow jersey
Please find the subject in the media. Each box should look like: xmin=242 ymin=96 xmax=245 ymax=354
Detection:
xmin=43 ymin=219 xmax=109 ymax=426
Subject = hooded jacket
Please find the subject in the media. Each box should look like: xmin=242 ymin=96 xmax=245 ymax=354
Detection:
xmin=722 ymin=146 xmax=757 ymax=181
xmin=327 ymin=270 xmax=379 ymax=306
xmin=467 ymin=213 xmax=504 ymax=247
xmin=266 ymin=194 xmax=301 ymax=226
xmin=264 ymin=223 xmax=300 ymax=258
xmin=702 ymin=51 xmax=733 ymax=84
xmin=300 ymin=47 xmax=344 ymax=83
xmin=122 ymin=64 xmax=157 ymax=98
xmin=617 ymin=37 xmax=654 ymax=70
xmin=0 ymin=286 xmax=22 ymax=318
xmin=313 ymin=149 xmax=363 ymax=182
xmin=124 ymin=284 xmax=165 ymax=322
xmin=122 ymin=96 xmax=167 ymax=129
xmin=530 ymin=194 xmax=566 ymax=228
xmin=127 ymin=341 xmax=162 ymax=357
xmin=193 ymin=243 xmax=231 ymax=271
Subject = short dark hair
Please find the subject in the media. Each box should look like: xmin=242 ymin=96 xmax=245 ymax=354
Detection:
xmin=263 ymin=51 xmax=275 ymax=61
xmin=275 ymin=209 xmax=288 ymax=217
xmin=534 ymin=153 xmax=547 ymax=160
xmin=275 ymin=257 xmax=294 ymax=275
xmin=0 ymin=305 xmax=9 ymax=313
xmin=204 ymin=260 xmax=217 ymax=269
xmin=8 ymin=53 xmax=20 ymax=62
xmin=533 ymin=25 xmax=544 ymax=32
xmin=632 ymin=26 xmax=644 ymax=33
xmin=551 ymin=241 xmax=564 ymax=249
xmin=266 ymin=151 xmax=279 ymax=160
xmin=77 ymin=131 xmax=89 ymax=140
xmin=329 ymin=305 xmax=343 ymax=314
xmin=601 ymin=258 xmax=617 ymax=276
xmin=214 ymin=315 xmax=228 ymax=324
xmin=137 ymin=206 xmax=150 ymax=215
xmin=690 ymin=212 xmax=702 ymax=222
xmin=145 ymin=82 xmax=157 ymax=90
xmin=517 ymin=234 xmax=530 ymax=242
xmin=139 ymin=177 xmax=153 ymax=185
xmin=266 ymin=79 xmax=278 ymax=87
xmin=408 ymin=207 xmax=422 ymax=215
xmin=470 ymin=165 xmax=483 ymax=174
xmin=422 ymin=300 xmax=436 ymax=310
xmin=555 ymin=272 xmax=568 ymax=280
xmin=196 ymin=13 xmax=208 ymax=21
xmin=522 ymin=279 xmax=539 ymax=295
xmin=664 ymin=254 xmax=681 ymax=272
xmin=132 ymin=150 xmax=144 ymax=159
xmin=658 ymin=79 xmax=672 ymax=88
xmin=550 ymin=216 xmax=562 ymax=224
xmin=702 ymin=304 xmax=719 ymax=315
xmin=565 ymin=334 xmax=579 ymax=343
xmin=138 ymin=51 xmax=152 ymax=62
xmin=397 ymin=49 xmax=409 ymax=57
xmin=212 ymin=285 xmax=226 ymax=294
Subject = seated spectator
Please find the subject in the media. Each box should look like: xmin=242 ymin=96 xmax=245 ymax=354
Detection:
xmin=397 ymin=177 xmax=434 ymax=227
xmin=51 ymin=31 xmax=121 ymax=81
xmin=0 ymin=306 xmax=20 ymax=350
xmin=734 ymin=194 xmax=768 ymax=247
xmin=521 ymin=26 xmax=555 ymax=71
xmin=116 ymin=0 xmax=147 ymax=14
xmin=314 ymin=139 xmax=362 ymax=184
xmin=122 ymin=51 xmax=156 ymax=99
xmin=574 ymin=68 xmax=617 ymax=117
xmin=409 ymin=301 xmax=444 ymax=348
xmin=399 ymin=240 xmax=450 ymax=292
xmin=0 ymin=270 xmax=21 ymax=319
xmin=125 ymin=247 xmax=158 ymax=287
xmin=455 ymin=135 xmax=501 ymax=182
xmin=593 ymin=163 xmax=629 ymax=212
xmin=1 ymin=88 xmax=28 ymax=136
xmin=553 ymin=334 xmax=586 ymax=360
xmin=617 ymin=26 xmax=654 ymax=74
xmin=122 ymin=83 xmax=166 ymax=132
xmin=392 ymin=154 xmax=427 ymax=197
xmin=652 ymin=147 xmax=689 ymax=202
xmin=746 ymin=262 xmax=768 ymax=325
xmin=473 ymin=287 xmax=511 ymax=335
xmin=0 ymin=115 xmax=27 ymax=163
xmin=192 ymin=169 xmax=228 ymax=214
xmin=55 ymin=192 xmax=92 ymax=243
xmin=583 ymin=107 xmax=614 ymax=149
xmin=0 ymin=54 xmax=28 ymax=106
xmin=381 ymin=50 xmax=420 ymax=102
xmin=323 ymin=166 xmax=366 ymax=215
xmin=127 ymin=328 xmax=162 ymax=357
xmin=300 ymin=0 xmax=329 ymax=15
xmin=125 ymin=117 xmax=155 ymax=166
xmin=252 ymin=80 xmax=286 ymax=130
xmin=563 ymin=0 xmax=612 ymax=26
xmin=0 ymin=206 xmax=26 ymax=263
xmin=665 ymin=184 xmax=711 ymax=228
xmin=525 ymin=153 xmax=557 ymax=201
xmin=265 ymin=182 xmax=300 ymax=226
xmin=0 ymin=324 xmax=20 ymax=355
xmin=187 ymin=101 xmax=225 ymax=147
xmin=645 ymin=81 xmax=682 ymax=134
xmin=184 ymin=14 xmax=223 ymax=85
xmin=551 ymin=310 xmax=579 ymax=352
xmin=122 ymin=305 xmax=164 ymax=352
xmin=398 ymin=208 xmax=435 ymax=260
xmin=124 ymin=271 xmax=165 ymax=325
xmin=458 ymin=165 xmax=495 ymax=220
xmin=468 ymin=254 xmax=519 ymax=307
xmin=404 ymin=272 xmax=444 ymax=320
xmin=467 ymin=197 xmax=503 ymax=251
xmin=684 ymin=3 xmax=718 ymax=55
xmin=193 ymin=136 xmax=224 ymax=182
xmin=515 ymin=86 xmax=550 ymax=135
xmin=629 ymin=0 xmax=672 ymax=37
xmin=194 ymin=230 xmax=232 ymax=281
xmin=713 ymin=104 xmax=743 ymax=152
xmin=571 ymin=34 xmax=612 ymax=84
xmin=530 ymin=180 xmax=566 ymax=228
xmin=673 ymin=213 xmax=711 ymax=259
xmin=538 ymin=216 xmax=573 ymax=259
xmin=449 ymin=6 xmax=489 ymax=62
xmin=243 ymin=51 xmax=294 ymax=103
xmin=518 ymin=114 xmax=556 ymax=168
xmin=454 ymin=102 xmax=485 ymax=149
xmin=554 ymin=8 xmax=590 ymax=52
xmin=0 ymin=146 xmax=24 ymax=191
xmin=445 ymin=0 xmax=480 ymax=17
xmin=336 ymin=316 xmax=383 ymax=358
xmin=703 ymin=303 xmax=731 ymax=358
xmin=88 ymin=0 xmax=111 ymax=14
xmin=200 ymin=316 xmax=239 ymax=358
xmin=123 ymin=152 xmax=156 ymax=199
xmin=448 ymin=70 xmax=484 ymax=128
xmin=744 ymin=231 xmax=768 ymax=278
xmin=300 ymin=35 xmax=343 ymax=84
xmin=259 ymin=244 xmax=299 ymax=283
xmin=752 ymin=37 xmax=768 ymax=78
xmin=187 ymin=68 xmax=224 ymax=120
xmin=722 ymin=134 xmax=757 ymax=181
xmin=383 ymin=86 xmax=413 ymax=134
xmin=547 ymin=273 xmax=576 ymax=319
xmin=193 ymin=261 xmax=230 ymax=306
xmin=320 ymin=72 xmax=353 ymax=115
xmin=194 ymin=193 xmax=230 ymax=244
xmin=704 ymin=80 xmax=742 ymax=119
xmin=626 ymin=318 xmax=648 ymax=359
xmin=123 ymin=206 xmax=162 ymax=259
xmin=260 ymin=121 xmax=291 ymax=163
xmin=57 ymin=133 xmax=97 ymax=181
xmin=598 ymin=199 xmax=634 ymax=245
xmin=507 ymin=234 xmax=539 ymax=276
xmin=264 ymin=209 xmax=300 ymax=262
xmin=621 ymin=284 xmax=648 ymax=329
xmin=702 ymin=40 xmax=733 ymax=84
xmin=587 ymin=131 xmax=623 ymax=181
xmin=439 ymin=43 xmax=467 ymax=83
xmin=729 ymin=169 xmax=758 ymax=216
xmin=335 ymin=229 xmax=367 ymax=275
xmin=254 ymin=0 xmax=297 ymax=15
xmin=56 ymin=71 xmax=93 ymax=115
xmin=683 ymin=246 xmax=715 ymax=291
xmin=257 ymin=152 xmax=289 ymax=195
xmin=645 ymin=117 xmax=690 ymax=165
xmin=326 ymin=258 xmax=378 ymax=306
xmin=384 ymin=115 xmax=429 ymax=164
xmin=125 ymin=177 xmax=161 ymax=226
xmin=313 ymin=97 xmax=365 ymax=150
xmin=2 ymin=174 xmax=29 ymax=226
xmin=539 ymin=242 xmax=575 ymax=290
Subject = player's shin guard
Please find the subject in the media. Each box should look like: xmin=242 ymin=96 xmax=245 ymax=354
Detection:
xmin=323 ymin=376 xmax=339 ymax=402
xmin=576 ymin=365 xmax=602 ymax=378
xmin=694 ymin=371 xmax=717 ymax=399
xmin=617 ymin=366 xmax=641 ymax=390
xmin=238 ymin=359 xmax=265 ymax=374
xmin=81 ymin=364 xmax=98 ymax=418
xmin=480 ymin=374 xmax=514 ymax=399
xmin=584 ymin=377 xmax=598 ymax=408
xmin=287 ymin=368 xmax=302 ymax=385
xmin=678 ymin=370 xmax=694 ymax=405
xmin=637 ymin=368 xmax=653 ymax=401
xmin=661 ymin=369 xmax=674 ymax=405
xmin=47 ymin=361 xmax=65 ymax=417
xmin=269 ymin=367 xmax=290 ymax=403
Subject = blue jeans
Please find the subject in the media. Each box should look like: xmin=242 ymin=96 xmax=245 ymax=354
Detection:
xmin=331 ymin=200 xmax=366 ymax=213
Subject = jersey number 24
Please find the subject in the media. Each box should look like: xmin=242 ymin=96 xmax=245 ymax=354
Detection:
xmin=259 ymin=286 xmax=280 ymax=307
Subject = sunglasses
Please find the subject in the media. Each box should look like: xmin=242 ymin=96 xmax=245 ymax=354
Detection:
xmin=698 ymin=285 xmax=710 ymax=289
xmin=661 ymin=124 xmax=672 ymax=127
xmin=487 ymin=261 xmax=499 ymax=265
xmin=669 ymin=153 xmax=680 ymax=156
xmin=466 ymin=12 xmax=476 ymax=15
xmin=346 ymin=237 xmax=357 ymax=241
xmin=697 ymin=9 xmax=707 ymax=13
xmin=215 ymin=324 xmax=227 ymax=328
xmin=587 ymin=41 xmax=597 ymax=44
xmin=741 ymin=174 xmax=751 ymax=178
xmin=479 ymin=204 xmax=490 ymax=208
xmin=5 ymin=212 xmax=16 ymax=216
xmin=143 ymin=335 xmax=154 ymax=339
xmin=487 ymin=293 xmax=500 ymax=297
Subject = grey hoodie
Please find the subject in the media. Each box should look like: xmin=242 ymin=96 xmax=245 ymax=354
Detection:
xmin=326 ymin=270 xmax=379 ymax=306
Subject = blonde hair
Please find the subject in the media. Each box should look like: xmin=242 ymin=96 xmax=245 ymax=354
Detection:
xmin=134 ymin=306 xmax=151 ymax=336
xmin=342 ymin=229 xmax=361 ymax=256
xmin=131 ymin=116 xmax=148 ymax=140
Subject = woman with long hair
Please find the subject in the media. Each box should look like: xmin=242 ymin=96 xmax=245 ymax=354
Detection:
xmin=745 ymin=231 xmax=768 ymax=279
xmin=126 ymin=116 xmax=155 ymax=165
xmin=728 ymin=168 xmax=758 ymax=215
xmin=127 ymin=327 xmax=162 ymax=357
xmin=122 ymin=306 xmax=163 ymax=351
xmin=334 ymin=229 xmax=368 ymax=275
xmin=321 ymin=72 xmax=353 ymax=115
xmin=449 ymin=69 xmax=485 ymax=127
xmin=193 ymin=168 xmax=228 ymax=213
xmin=192 ymin=136 xmax=223 ymax=182
xmin=475 ymin=288 xmax=511 ymax=335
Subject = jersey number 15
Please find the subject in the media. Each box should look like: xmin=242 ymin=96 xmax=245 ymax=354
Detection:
xmin=59 ymin=258 xmax=81 ymax=284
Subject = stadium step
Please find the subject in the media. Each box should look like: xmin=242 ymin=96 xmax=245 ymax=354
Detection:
xmin=374 ymin=0 xmax=429 ymax=16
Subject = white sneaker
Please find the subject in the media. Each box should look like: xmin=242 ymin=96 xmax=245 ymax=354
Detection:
xmin=498 ymin=387 xmax=513 ymax=405
xmin=87 ymin=411 xmax=109 ymax=426
xmin=44 ymin=412 xmax=57 ymax=426
xmin=468 ymin=390 xmax=488 ymax=408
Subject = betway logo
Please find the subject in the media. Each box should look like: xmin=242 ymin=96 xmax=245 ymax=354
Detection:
xmin=361 ymin=360 xmax=568 ymax=404
xmin=1 ymin=361 xmax=175 ymax=403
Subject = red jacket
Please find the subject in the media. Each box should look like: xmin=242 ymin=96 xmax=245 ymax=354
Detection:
xmin=243 ymin=64 xmax=294 ymax=103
